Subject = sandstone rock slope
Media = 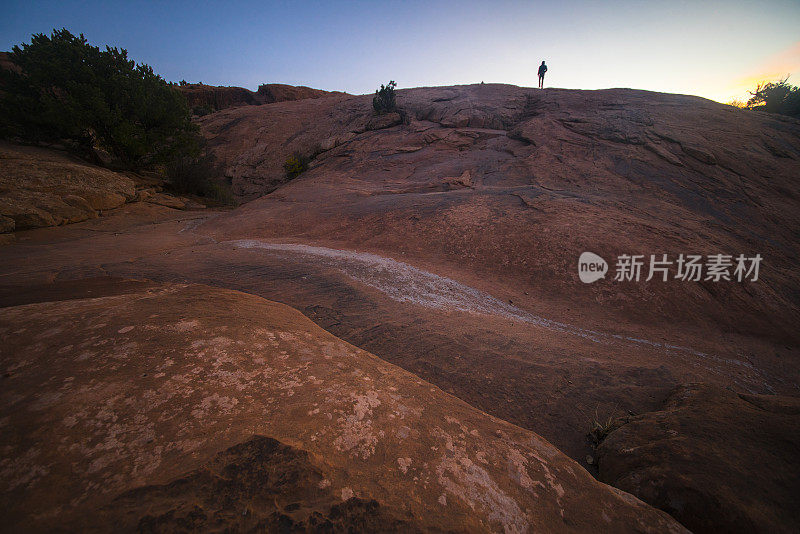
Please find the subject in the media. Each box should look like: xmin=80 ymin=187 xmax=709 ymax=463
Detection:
xmin=200 ymin=84 xmax=800 ymax=343
xmin=0 ymin=280 xmax=686 ymax=533
xmin=0 ymin=141 xmax=136 ymax=231
xmin=192 ymin=83 xmax=800 ymax=530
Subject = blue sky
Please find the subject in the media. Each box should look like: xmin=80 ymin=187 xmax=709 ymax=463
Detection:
xmin=2 ymin=0 xmax=799 ymax=102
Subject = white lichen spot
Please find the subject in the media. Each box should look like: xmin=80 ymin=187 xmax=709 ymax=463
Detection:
xmin=435 ymin=429 xmax=529 ymax=534
xmin=397 ymin=457 xmax=412 ymax=474
xmin=353 ymin=391 xmax=381 ymax=420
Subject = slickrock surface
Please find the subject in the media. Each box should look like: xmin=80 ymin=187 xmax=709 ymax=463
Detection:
xmin=201 ymin=85 xmax=800 ymax=343
xmin=596 ymin=384 xmax=800 ymax=534
xmin=0 ymin=141 xmax=136 ymax=231
xmin=197 ymin=84 xmax=800 ymax=529
xmin=0 ymin=280 xmax=685 ymax=533
xmin=1 ymin=83 xmax=798 ymax=531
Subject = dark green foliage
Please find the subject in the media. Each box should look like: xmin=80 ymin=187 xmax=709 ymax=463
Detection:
xmin=372 ymin=80 xmax=397 ymax=114
xmin=283 ymin=152 xmax=310 ymax=179
xmin=0 ymin=29 xmax=199 ymax=167
xmin=165 ymin=152 xmax=234 ymax=205
xmin=192 ymin=104 xmax=213 ymax=117
xmin=746 ymin=77 xmax=800 ymax=118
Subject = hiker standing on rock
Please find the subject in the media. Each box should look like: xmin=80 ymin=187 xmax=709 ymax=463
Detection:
xmin=538 ymin=61 xmax=547 ymax=89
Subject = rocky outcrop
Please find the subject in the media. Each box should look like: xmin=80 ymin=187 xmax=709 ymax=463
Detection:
xmin=178 ymin=82 xmax=340 ymax=113
xmin=178 ymin=83 xmax=261 ymax=111
xmin=0 ymin=279 xmax=685 ymax=533
xmin=0 ymin=142 xmax=204 ymax=233
xmin=190 ymin=86 xmax=800 ymax=532
xmin=0 ymin=141 xmax=136 ymax=231
xmin=596 ymin=384 xmax=800 ymax=534
xmin=257 ymin=83 xmax=339 ymax=104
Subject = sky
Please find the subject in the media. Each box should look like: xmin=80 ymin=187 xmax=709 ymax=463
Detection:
xmin=2 ymin=0 xmax=799 ymax=103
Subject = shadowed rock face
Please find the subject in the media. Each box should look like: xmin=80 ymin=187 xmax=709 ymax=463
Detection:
xmin=0 ymin=141 xmax=210 ymax=234
xmin=0 ymin=280 xmax=685 ymax=533
xmin=92 ymin=436 xmax=420 ymax=533
xmin=596 ymin=384 xmax=800 ymax=534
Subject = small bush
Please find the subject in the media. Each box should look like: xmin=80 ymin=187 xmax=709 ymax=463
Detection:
xmin=165 ymin=152 xmax=234 ymax=204
xmin=283 ymin=152 xmax=309 ymax=179
xmin=373 ymin=80 xmax=397 ymax=114
xmin=587 ymin=405 xmax=622 ymax=447
xmin=746 ymin=77 xmax=800 ymax=118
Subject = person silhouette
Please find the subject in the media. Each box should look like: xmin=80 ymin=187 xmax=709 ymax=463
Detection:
xmin=538 ymin=61 xmax=547 ymax=89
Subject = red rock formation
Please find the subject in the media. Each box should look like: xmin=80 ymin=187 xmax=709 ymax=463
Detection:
xmin=177 ymin=82 xmax=340 ymax=113
xmin=0 ymin=141 xmax=136 ymax=231
xmin=177 ymin=83 xmax=260 ymax=111
xmin=0 ymin=141 xmax=204 ymax=232
xmin=257 ymin=83 xmax=338 ymax=104
xmin=199 ymin=84 xmax=800 ymax=345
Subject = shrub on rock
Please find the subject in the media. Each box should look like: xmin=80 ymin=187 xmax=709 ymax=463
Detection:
xmin=283 ymin=152 xmax=309 ymax=179
xmin=746 ymin=77 xmax=800 ymax=118
xmin=373 ymin=81 xmax=397 ymax=114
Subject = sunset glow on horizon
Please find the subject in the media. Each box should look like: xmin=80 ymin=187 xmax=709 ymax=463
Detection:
xmin=714 ymin=41 xmax=800 ymax=104
xmin=2 ymin=0 xmax=799 ymax=104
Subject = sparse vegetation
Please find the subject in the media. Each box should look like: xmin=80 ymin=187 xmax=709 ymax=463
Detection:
xmin=745 ymin=77 xmax=800 ymax=118
xmin=373 ymin=80 xmax=397 ymax=114
xmin=0 ymin=29 xmax=200 ymax=168
xmin=165 ymin=152 xmax=234 ymax=205
xmin=283 ymin=152 xmax=310 ymax=179
xmin=587 ymin=405 xmax=622 ymax=447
